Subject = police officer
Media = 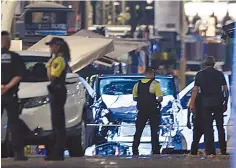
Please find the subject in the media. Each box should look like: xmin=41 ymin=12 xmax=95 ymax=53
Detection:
xmin=190 ymin=56 xmax=229 ymax=156
xmin=187 ymin=93 xmax=206 ymax=155
xmin=45 ymin=37 xmax=70 ymax=161
xmin=132 ymin=68 xmax=163 ymax=155
xmin=1 ymin=31 xmax=27 ymax=160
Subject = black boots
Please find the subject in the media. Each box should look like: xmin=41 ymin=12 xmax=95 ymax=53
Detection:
xmin=14 ymin=149 xmax=28 ymax=161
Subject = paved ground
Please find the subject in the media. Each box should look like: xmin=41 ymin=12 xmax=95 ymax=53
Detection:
xmin=1 ymin=155 xmax=230 ymax=168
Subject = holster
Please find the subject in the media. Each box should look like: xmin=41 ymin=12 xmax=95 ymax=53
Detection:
xmin=47 ymin=84 xmax=65 ymax=94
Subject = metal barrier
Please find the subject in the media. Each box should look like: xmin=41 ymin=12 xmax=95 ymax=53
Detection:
xmin=87 ymin=124 xmax=232 ymax=127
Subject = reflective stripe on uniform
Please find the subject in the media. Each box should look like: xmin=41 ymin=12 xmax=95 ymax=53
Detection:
xmin=187 ymin=99 xmax=191 ymax=107
xmin=50 ymin=56 xmax=65 ymax=77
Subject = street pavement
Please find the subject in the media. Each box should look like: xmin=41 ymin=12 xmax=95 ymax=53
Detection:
xmin=1 ymin=154 xmax=230 ymax=168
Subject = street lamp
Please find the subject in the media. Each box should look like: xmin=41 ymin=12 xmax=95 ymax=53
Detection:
xmin=184 ymin=2 xmax=198 ymax=28
xmin=197 ymin=2 xmax=214 ymax=19
xmin=228 ymin=3 xmax=236 ymax=21
xmin=114 ymin=1 xmax=120 ymax=6
xmin=146 ymin=0 xmax=153 ymax=5
xmin=213 ymin=2 xmax=228 ymax=28
xmin=196 ymin=2 xmax=214 ymax=34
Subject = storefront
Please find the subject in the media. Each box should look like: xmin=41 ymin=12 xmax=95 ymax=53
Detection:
xmin=184 ymin=1 xmax=236 ymax=71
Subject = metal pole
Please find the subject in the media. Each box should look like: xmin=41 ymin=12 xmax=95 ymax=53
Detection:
xmin=112 ymin=1 xmax=116 ymax=24
xmin=102 ymin=1 xmax=106 ymax=25
xmin=121 ymin=0 xmax=126 ymax=25
xmin=179 ymin=0 xmax=187 ymax=90
xmin=92 ymin=3 xmax=96 ymax=24
xmin=80 ymin=1 xmax=85 ymax=29
xmin=85 ymin=0 xmax=89 ymax=29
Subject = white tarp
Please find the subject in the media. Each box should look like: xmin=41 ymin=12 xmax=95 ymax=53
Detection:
xmin=27 ymin=35 xmax=114 ymax=72
xmin=107 ymin=43 xmax=138 ymax=60
xmin=74 ymin=30 xmax=148 ymax=60
xmin=10 ymin=40 xmax=22 ymax=51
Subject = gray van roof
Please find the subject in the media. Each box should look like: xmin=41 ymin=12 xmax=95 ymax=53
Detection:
xmin=16 ymin=51 xmax=50 ymax=57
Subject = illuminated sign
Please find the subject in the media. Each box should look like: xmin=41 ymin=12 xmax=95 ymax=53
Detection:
xmin=26 ymin=23 xmax=67 ymax=30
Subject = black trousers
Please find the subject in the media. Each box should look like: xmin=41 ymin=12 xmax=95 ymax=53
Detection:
xmin=1 ymin=94 xmax=24 ymax=151
xmin=214 ymin=109 xmax=227 ymax=153
xmin=202 ymin=105 xmax=226 ymax=155
xmin=132 ymin=107 xmax=160 ymax=154
xmin=48 ymin=86 xmax=67 ymax=157
xmin=190 ymin=111 xmax=204 ymax=155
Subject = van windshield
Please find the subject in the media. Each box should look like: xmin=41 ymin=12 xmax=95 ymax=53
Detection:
xmin=99 ymin=77 xmax=175 ymax=97
xmin=21 ymin=56 xmax=50 ymax=82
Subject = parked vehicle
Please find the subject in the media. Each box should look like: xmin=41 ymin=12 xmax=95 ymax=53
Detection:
xmin=1 ymin=51 xmax=93 ymax=158
xmin=178 ymin=74 xmax=232 ymax=150
xmin=85 ymin=73 xmax=232 ymax=155
xmin=86 ymin=74 xmax=186 ymax=153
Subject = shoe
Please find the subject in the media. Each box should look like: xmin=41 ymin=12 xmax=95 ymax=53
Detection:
xmin=207 ymin=154 xmax=216 ymax=159
xmin=198 ymin=151 xmax=205 ymax=156
xmin=44 ymin=155 xmax=64 ymax=161
xmin=14 ymin=149 xmax=28 ymax=161
xmin=220 ymin=152 xmax=230 ymax=156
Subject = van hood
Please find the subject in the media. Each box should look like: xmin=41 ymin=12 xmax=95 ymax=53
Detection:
xmin=18 ymin=82 xmax=50 ymax=99
xmin=101 ymin=94 xmax=176 ymax=113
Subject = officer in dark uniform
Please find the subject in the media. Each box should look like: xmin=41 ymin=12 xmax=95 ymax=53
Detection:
xmin=1 ymin=31 xmax=27 ymax=160
xmin=187 ymin=93 xmax=206 ymax=155
xmin=132 ymin=68 xmax=163 ymax=155
xmin=44 ymin=37 xmax=70 ymax=161
xmin=190 ymin=56 xmax=229 ymax=156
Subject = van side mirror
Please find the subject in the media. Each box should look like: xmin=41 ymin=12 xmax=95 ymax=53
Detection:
xmin=85 ymin=91 xmax=94 ymax=106
xmin=66 ymin=73 xmax=79 ymax=84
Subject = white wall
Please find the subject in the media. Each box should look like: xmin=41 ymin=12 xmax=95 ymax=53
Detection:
xmin=154 ymin=1 xmax=181 ymax=33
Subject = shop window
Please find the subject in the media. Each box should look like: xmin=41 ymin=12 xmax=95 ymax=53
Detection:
xmin=32 ymin=12 xmax=62 ymax=24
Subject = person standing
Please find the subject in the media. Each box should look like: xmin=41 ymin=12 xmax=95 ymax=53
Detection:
xmin=45 ymin=37 xmax=70 ymax=161
xmin=1 ymin=31 xmax=27 ymax=160
xmin=132 ymin=68 xmax=163 ymax=155
xmin=190 ymin=56 xmax=229 ymax=156
xmin=187 ymin=93 xmax=207 ymax=155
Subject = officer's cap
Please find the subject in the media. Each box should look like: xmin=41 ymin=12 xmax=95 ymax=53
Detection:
xmin=45 ymin=37 xmax=65 ymax=46
xmin=145 ymin=67 xmax=155 ymax=74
